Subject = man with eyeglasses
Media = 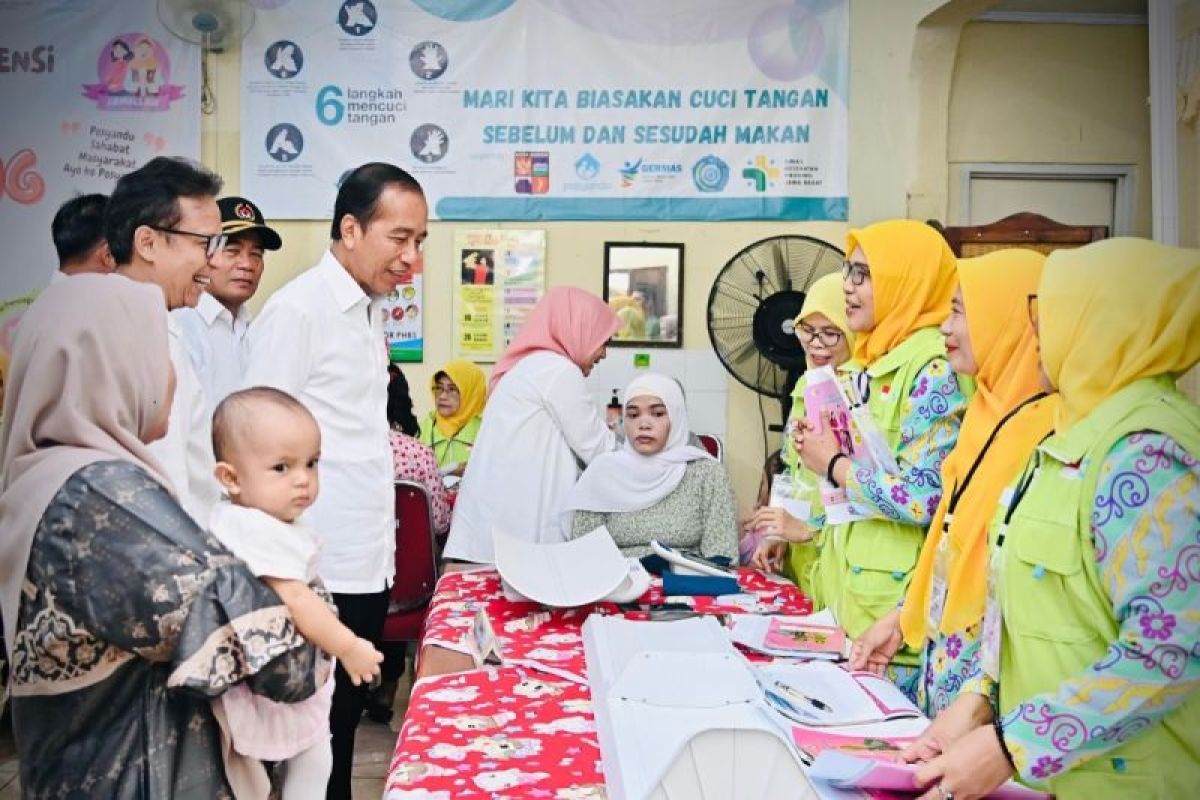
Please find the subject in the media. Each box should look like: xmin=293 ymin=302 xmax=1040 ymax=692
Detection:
xmin=174 ymin=196 xmax=282 ymax=415
xmin=107 ymin=155 xmax=225 ymax=526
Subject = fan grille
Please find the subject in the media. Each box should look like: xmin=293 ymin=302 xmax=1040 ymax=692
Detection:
xmin=707 ymin=235 xmax=844 ymax=399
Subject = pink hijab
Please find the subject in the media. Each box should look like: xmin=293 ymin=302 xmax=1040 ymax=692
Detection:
xmin=0 ymin=274 xmax=172 ymax=656
xmin=488 ymin=286 xmax=620 ymax=392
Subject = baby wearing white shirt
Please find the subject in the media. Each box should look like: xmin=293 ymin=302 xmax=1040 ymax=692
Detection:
xmin=209 ymin=387 xmax=383 ymax=799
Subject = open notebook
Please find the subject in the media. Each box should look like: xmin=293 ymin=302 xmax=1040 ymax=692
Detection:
xmin=755 ymin=661 xmax=923 ymax=727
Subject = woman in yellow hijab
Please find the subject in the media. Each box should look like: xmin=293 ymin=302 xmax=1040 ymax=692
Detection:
xmin=419 ymin=359 xmax=487 ymax=474
xmin=849 ymin=249 xmax=1057 ymax=730
xmin=794 ymin=220 xmax=969 ymax=698
xmin=911 ymin=238 xmax=1200 ymax=800
xmin=746 ymin=272 xmax=856 ymax=594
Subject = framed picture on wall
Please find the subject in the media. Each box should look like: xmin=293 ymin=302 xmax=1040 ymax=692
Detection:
xmin=603 ymin=242 xmax=684 ymax=348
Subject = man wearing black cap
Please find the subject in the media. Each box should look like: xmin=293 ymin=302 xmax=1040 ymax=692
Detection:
xmin=175 ymin=196 xmax=282 ymax=413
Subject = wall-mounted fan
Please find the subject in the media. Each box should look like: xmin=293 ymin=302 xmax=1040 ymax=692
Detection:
xmin=706 ymin=235 xmax=844 ymax=439
xmin=158 ymin=0 xmax=255 ymax=113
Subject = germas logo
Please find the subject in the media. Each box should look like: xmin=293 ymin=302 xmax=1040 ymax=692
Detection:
xmin=619 ymin=158 xmax=642 ymax=188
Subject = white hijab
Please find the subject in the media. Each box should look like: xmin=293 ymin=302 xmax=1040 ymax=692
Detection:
xmin=565 ymin=373 xmax=710 ymax=514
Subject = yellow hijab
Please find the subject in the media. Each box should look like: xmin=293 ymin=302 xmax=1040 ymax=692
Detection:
xmin=901 ymin=250 xmax=1058 ymax=644
xmin=793 ymin=271 xmax=856 ymax=352
xmin=1040 ymin=238 xmax=1200 ymax=431
xmin=847 ymin=220 xmax=957 ymax=367
xmin=430 ymin=359 xmax=486 ymax=438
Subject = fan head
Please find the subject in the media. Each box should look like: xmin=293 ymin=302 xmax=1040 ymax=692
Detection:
xmin=707 ymin=235 xmax=844 ymax=399
xmin=158 ymin=0 xmax=254 ymax=50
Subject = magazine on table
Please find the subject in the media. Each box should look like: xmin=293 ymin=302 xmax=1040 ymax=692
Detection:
xmin=726 ymin=609 xmax=848 ymax=661
xmin=755 ymin=661 xmax=923 ymax=728
xmin=802 ymin=366 xmax=899 ymax=525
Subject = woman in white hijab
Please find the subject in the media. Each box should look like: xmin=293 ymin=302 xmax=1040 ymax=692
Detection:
xmin=567 ymin=373 xmax=738 ymax=559
xmin=0 ymin=274 xmax=318 ymax=798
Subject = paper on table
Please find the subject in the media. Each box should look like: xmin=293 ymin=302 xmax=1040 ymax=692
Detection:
xmin=494 ymin=525 xmax=628 ymax=607
xmin=755 ymin=661 xmax=923 ymax=727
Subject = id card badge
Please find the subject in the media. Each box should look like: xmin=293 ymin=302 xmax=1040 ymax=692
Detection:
xmin=928 ymin=519 xmax=951 ymax=630
xmin=980 ymin=532 xmax=1005 ymax=681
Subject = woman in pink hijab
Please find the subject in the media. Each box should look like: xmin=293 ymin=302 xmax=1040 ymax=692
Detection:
xmin=445 ymin=286 xmax=620 ymax=563
xmin=0 ymin=275 xmax=318 ymax=798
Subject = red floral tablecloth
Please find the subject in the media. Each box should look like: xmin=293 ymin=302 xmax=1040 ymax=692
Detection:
xmin=386 ymin=567 xmax=812 ymax=798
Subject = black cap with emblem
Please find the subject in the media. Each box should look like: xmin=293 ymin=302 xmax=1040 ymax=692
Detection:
xmin=216 ymin=196 xmax=283 ymax=251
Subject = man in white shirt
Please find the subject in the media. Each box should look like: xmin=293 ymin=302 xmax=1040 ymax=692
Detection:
xmin=50 ymin=193 xmax=115 ymax=284
xmin=174 ymin=196 xmax=281 ymax=413
xmin=243 ymin=162 xmax=427 ymax=800
xmin=106 ymin=156 xmax=225 ymax=527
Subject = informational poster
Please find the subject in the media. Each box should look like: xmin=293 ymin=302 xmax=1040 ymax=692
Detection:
xmin=241 ymin=0 xmax=847 ymax=221
xmin=452 ymin=229 xmax=546 ymax=361
xmin=380 ymin=269 xmax=424 ymax=362
xmin=0 ymin=0 xmax=200 ymax=355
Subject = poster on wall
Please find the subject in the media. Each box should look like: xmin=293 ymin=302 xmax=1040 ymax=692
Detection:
xmin=380 ymin=267 xmax=424 ymax=362
xmin=241 ymin=0 xmax=848 ymax=221
xmin=0 ymin=0 xmax=201 ymax=356
xmin=452 ymin=229 xmax=545 ymax=362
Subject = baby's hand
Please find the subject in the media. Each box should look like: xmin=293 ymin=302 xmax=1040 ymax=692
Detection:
xmin=339 ymin=637 xmax=383 ymax=686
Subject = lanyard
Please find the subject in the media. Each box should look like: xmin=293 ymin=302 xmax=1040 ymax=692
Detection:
xmin=944 ymin=392 xmax=1048 ymax=522
xmin=995 ymin=435 xmax=1051 ymax=548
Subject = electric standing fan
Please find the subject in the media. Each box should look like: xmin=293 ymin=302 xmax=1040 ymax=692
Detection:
xmin=706 ymin=235 xmax=844 ymax=431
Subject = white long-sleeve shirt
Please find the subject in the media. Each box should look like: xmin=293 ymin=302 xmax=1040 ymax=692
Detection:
xmin=444 ymin=351 xmax=615 ymax=564
xmin=173 ymin=291 xmax=252 ymax=415
xmin=243 ymin=249 xmax=393 ymax=594
xmin=147 ymin=314 xmax=221 ymax=527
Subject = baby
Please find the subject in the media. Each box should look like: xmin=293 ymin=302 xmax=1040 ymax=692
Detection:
xmin=209 ymin=387 xmax=383 ymax=798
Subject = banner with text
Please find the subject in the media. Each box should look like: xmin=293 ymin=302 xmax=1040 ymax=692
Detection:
xmin=241 ymin=0 xmax=847 ymax=221
xmin=0 ymin=0 xmax=201 ymax=347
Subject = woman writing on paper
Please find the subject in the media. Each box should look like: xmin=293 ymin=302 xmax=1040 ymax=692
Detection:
xmin=444 ymin=287 xmax=619 ymax=564
xmin=567 ymin=373 xmax=738 ymax=560
xmin=849 ymin=249 xmax=1057 ymax=729
xmin=418 ymin=359 xmax=486 ymax=476
xmin=794 ymin=220 xmax=969 ymax=697
xmin=908 ymin=239 xmax=1200 ymax=800
xmin=747 ymin=272 xmax=856 ymax=595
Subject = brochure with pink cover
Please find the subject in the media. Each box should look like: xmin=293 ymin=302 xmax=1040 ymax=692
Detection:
xmin=790 ymin=727 xmax=918 ymax=764
xmin=763 ymin=618 xmax=847 ymax=657
xmin=809 ymin=751 xmax=1052 ymax=799
xmin=756 ymin=662 xmax=922 ymax=726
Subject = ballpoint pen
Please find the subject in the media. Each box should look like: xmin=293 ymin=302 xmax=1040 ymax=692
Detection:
xmin=773 ymin=680 xmax=833 ymax=713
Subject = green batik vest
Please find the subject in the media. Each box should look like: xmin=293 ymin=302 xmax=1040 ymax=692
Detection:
xmin=811 ymin=327 xmax=951 ymax=663
xmin=419 ymin=413 xmax=482 ymax=470
xmin=995 ymin=376 xmax=1200 ymax=798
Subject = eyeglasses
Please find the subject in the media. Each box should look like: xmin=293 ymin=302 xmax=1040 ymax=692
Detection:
xmin=434 ymin=383 xmax=460 ymax=397
xmin=148 ymin=225 xmax=228 ymax=260
xmin=842 ymin=260 xmax=870 ymax=286
xmin=797 ymin=324 xmax=844 ymax=347
xmin=1026 ymin=294 xmax=1039 ymax=332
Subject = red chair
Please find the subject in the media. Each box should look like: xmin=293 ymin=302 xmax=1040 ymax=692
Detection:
xmin=696 ymin=433 xmax=723 ymax=461
xmin=381 ymin=480 xmax=440 ymax=644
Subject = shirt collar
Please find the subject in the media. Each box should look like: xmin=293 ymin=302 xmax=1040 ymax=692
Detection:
xmin=317 ymin=249 xmax=371 ymax=313
xmin=196 ymin=291 xmax=253 ymax=327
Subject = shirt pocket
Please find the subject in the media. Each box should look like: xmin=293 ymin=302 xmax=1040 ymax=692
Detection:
xmin=843 ymin=522 xmax=923 ymax=624
xmin=1009 ymin=518 xmax=1098 ymax=644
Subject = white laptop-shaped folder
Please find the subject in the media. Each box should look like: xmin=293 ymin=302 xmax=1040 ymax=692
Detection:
xmin=583 ymin=616 xmax=816 ymax=800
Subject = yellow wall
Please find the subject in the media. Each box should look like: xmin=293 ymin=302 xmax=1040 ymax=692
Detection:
xmin=945 ymin=21 xmax=1152 ymax=233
